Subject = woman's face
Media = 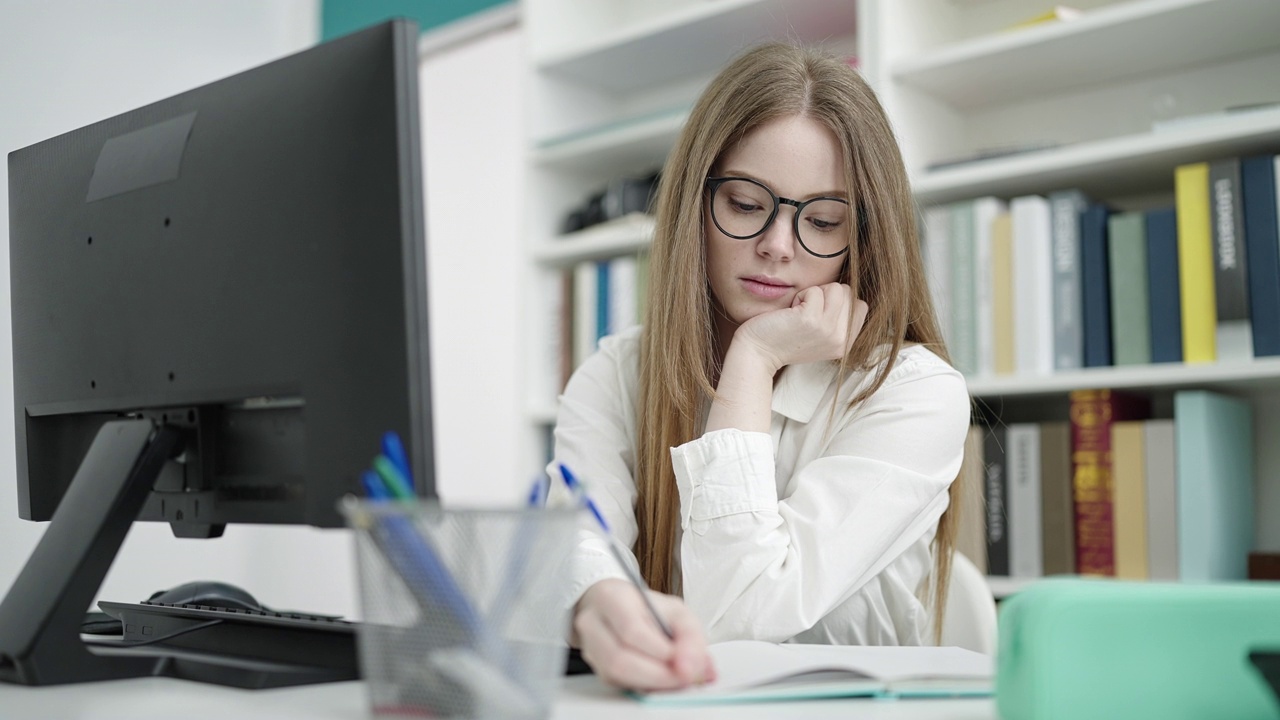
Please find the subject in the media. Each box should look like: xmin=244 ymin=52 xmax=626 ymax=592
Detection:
xmin=704 ymin=114 xmax=849 ymax=337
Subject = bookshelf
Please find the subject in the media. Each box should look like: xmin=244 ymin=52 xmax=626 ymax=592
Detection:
xmin=518 ymin=0 xmax=1280 ymax=593
xmin=865 ymin=0 xmax=1280 ymax=570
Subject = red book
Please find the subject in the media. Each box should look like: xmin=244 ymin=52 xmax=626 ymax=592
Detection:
xmin=1068 ymin=389 xmax=1151 ymax=575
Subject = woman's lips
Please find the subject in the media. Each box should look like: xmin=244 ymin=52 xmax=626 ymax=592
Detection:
xmin=741 ymin=276 xmax=792 ymax=300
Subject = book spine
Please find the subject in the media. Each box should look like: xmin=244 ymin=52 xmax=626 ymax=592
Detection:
xmin=1107 ymin=212 xmax=1151 ymax=365
xmin=1209 ymin=158 xmax=1253 ymax=360
xmin=1242 ymin=154 xmax=1280 ymax=357
xmin=636 ymin=250 xmax=650 ymax=327
xmin=1175 ymin=391 xmax=1253 ymax=581
xmin=922 ymin=206 xmax=953 ymax=346
xmin=1110 ymin=421 xmax=1149 ymax=580
xmin=596 ymin=259 xmax=611 ymax=341
xmin=609 ymin=254 xmax=639 ymax=334
xmin=559 ymin=270 xmax=575 ymax=391
xmin=983 ymin=424 xmax=1009 ymax=576
xmin=1143 ymin=419 xmax=1178 ymax=580
xmin=1175 ymin=162 xmax=1218 ymax=363
xmin=991 ymin=212 xmax=1016 ymax=375
xmin=973 ymin=197 xmax=1005 ymax=377
xmin=1011 ymin=195 xmax=1054 ymax=375
xmin=1145 ymin=207 xmax=1183 ymax=363
xmin=1038 ymin=421 xmax=1075 ymax=576
xmin=572 ymin=260 xmax=598 ymax=367
xmin=1069 ymin=390 xmax=1151 ymax=575
xmin=950 ymin=201 xmax=977 ymax=375
xmin=1049 ymin=190 xmax=1087 ymax=370
xmin=1006 ymin=424 xmax=1043 ymax=578
xmin=1080 ymin=203 xmax=1113 ymax=367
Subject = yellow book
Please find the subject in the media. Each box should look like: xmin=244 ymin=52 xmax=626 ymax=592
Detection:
xmin=1007 ymin=6 xmax=1082 ymax=31
xmin=1174 ymin=163 xmax=1217 ymax=363
xmin=1111 ymin=421 xmax=1149 ymax=580
xmin=991 ymin=213 xmax=1015 ymax=375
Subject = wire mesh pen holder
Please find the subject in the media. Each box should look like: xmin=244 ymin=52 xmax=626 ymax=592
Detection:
xmin=342 ymin=499 xmax=578 ymax=719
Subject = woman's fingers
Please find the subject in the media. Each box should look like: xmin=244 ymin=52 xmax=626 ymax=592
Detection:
xmin=655 ymin=593 xmax=717 ymax=684
xmin=575 ymin=579 xmax=713 ymax=691
xmin=578 ymin=607 xmax=687 ymax=690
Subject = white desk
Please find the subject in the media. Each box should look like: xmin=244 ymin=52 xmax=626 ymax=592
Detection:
xmin=0 ymin=676 xmax=998 ymax=719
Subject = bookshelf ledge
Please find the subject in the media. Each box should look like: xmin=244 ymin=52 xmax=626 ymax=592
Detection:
xmin=891 ymin=0 xmax=1280 ymax=111
xmin=532 ymin=213 xmax=654 ymax=267
xmin=965 ymin=358 xmax=1280 ymax=397
xmin=912 ymin=106 xmax=1280 ymax=204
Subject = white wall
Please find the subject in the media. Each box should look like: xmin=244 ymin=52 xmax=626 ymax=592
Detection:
xmin=420 ymin=27 xmax=529 ymax=508
xmin=0 ymin=0 xmax=369 ymax=617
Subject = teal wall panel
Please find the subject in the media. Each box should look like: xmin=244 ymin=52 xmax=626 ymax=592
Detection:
xmin=322 ymin=0 xmax=510 ymax=40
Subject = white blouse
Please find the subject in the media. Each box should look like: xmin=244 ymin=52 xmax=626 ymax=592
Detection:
xmin=547 ymin=325 xmax=969 ymax=646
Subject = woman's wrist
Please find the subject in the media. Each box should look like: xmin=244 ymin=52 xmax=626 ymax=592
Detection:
xmin=706 ymin=337 xmax=778 ymax=434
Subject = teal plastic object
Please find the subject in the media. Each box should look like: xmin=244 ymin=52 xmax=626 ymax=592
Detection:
xmin=996 ymin=578 xmax=1280 ymax=720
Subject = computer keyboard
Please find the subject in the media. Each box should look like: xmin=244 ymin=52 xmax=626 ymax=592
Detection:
xmin=91 ymin=600 xmax=358 ymax=688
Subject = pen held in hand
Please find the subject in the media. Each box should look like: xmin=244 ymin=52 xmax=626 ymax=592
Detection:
xmin=558 ymin=463 xmax=675 ymax=640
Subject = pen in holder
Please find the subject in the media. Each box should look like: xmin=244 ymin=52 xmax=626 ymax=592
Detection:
xmin=343 ymin=499 xmax=577 ymax=719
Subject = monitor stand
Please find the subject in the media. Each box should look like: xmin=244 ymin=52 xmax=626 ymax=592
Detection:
xmin=0 ymin=418 xmax=353 ymax=688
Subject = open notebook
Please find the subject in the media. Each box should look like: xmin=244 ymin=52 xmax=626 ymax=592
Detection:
xmin=633 ymin=641 xmax=994 ymax=705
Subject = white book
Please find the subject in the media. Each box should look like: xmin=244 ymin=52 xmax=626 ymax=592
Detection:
xmin=608 ymin=254 xmax=638 ymax=334
xmin=634 ymin=641 xmax=992 ymax=705
xmin=922 ymin=205 xmax=952 ymax=344
xmin=572 ymin=260 xmax=598 ymax=368
xmin=973 ymin=197 xmax=1008 ymax=377
xmin=1011 ymin=195 xmax=1055 ymax=375
xmin=1005 ymin=423 xmax=1043 ymax=578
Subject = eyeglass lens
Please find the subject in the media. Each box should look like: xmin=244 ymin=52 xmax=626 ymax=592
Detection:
xmin=710 ymin=178 xmax=850 ymax=257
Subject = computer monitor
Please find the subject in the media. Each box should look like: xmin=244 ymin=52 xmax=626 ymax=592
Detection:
xmin=0 ymin=19 xmax=434 ymax=685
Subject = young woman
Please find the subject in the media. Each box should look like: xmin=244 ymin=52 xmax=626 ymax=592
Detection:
xmin=548 ymin=42 xmax=970 ymax=691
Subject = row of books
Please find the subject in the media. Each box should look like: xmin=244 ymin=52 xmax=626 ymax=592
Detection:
xmin=923 ymin=153 xmax=1280 ymax=377
xmin=958 ymin=389 xmax=1253 ymax=582
xmin=542 ymin=253 xmax=649 ymax=395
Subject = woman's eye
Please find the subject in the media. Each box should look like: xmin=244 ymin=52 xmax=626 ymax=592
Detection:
xmin=730 ymin=198 xmax=764 ymax=213
xmin=807 ymin=217 xmax=844 ymax=232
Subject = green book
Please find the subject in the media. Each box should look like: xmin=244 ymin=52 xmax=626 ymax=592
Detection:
xmin=1108 ymin=212 xmax=1151 ymax=365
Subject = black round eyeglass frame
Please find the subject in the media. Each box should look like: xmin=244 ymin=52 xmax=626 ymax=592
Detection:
xmin=705 ymin=176 xmax=851 ymax=259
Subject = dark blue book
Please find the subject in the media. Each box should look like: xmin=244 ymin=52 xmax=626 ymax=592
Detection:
xmin=1145 ymin=207 xmax=1183 ymax=363
xmin=1242 ymin=155 xmax=1280 ymax=357
xmin=1080 ymin=204 xmax=1113 ymax=367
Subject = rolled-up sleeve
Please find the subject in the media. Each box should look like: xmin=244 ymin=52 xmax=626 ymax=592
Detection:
xmin=673 ymin=358 xmax=969 ymax=643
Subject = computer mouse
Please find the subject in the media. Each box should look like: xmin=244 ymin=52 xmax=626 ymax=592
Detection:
xmin=148 ymin=580 xmax=266 ymax=612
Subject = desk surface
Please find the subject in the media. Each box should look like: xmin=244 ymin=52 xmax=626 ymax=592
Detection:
xmin=0 ymin=675 xmax=998 ymax=719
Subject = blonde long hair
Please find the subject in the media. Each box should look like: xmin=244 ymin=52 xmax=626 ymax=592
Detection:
xmin=634 ymin=43 xmax=966 ymax=639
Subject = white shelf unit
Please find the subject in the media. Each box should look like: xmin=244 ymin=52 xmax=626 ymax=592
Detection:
xmin=520 ymin=0 xmax=862 ymax=474
xmin=863 ymin=0 xmax=1280 ymax=559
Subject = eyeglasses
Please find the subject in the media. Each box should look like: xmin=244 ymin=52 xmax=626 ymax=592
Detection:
xmin=705 ymin=177 xmax=851 ymax=259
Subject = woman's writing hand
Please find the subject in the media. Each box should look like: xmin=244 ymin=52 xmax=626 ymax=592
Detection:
xmin=573 ymin=578 xmax=716 ymax=691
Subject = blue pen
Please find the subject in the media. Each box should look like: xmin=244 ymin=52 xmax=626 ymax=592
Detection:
xmin=527 ymin=474 xmax=549 ymax=508
xmin=381 ymin=431 xmax=413 ymax=492
xmin=360 ymin=469 xmax=484 ymax=642
xmin=558 ymin=463 xmax=674 ymax=639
